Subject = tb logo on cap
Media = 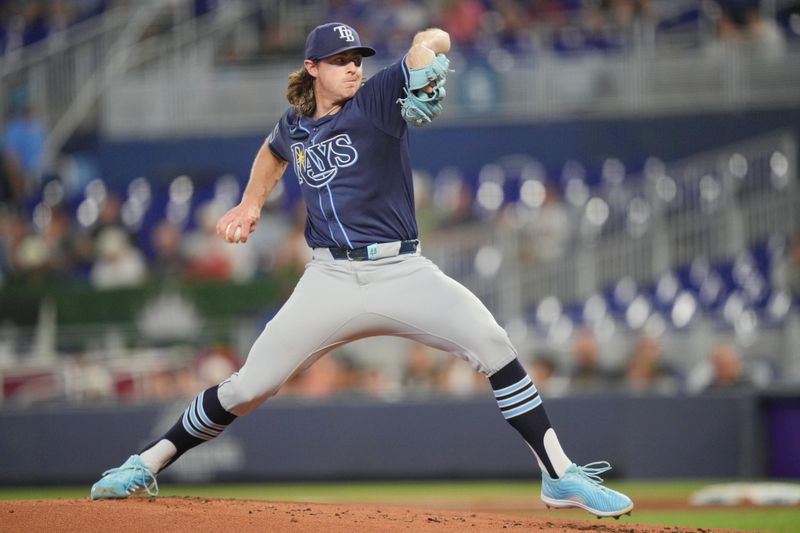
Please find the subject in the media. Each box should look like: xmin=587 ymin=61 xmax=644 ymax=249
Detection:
xmin=333 ymin=25 xmax=355 ymax=42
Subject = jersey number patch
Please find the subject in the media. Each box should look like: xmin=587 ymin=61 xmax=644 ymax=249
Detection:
xmin=291 ymin=134 xmax=359 ymax=188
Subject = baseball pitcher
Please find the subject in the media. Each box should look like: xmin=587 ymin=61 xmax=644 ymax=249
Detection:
xmin=90 ymin=22 xmax=633 ymax=519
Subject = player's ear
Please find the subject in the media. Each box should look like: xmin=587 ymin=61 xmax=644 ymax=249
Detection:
xmin=304 ymin=59 xmax=318 ymax=78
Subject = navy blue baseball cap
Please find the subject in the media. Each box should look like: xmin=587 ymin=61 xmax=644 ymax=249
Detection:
xmin=304 ymin=22 xmax=376 ymax=61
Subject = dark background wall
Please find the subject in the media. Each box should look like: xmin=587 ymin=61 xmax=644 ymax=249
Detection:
xmin=2 ymin=392 xmax=793 ymax=485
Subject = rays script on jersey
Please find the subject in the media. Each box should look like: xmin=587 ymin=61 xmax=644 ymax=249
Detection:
xmin=291 ymin=134 xmax=359 ymax=188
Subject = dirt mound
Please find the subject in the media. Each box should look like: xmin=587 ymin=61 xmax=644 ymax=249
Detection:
xmin=0 ymin=497 xmax=712 ymax=533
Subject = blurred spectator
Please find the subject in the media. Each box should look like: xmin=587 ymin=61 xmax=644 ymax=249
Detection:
xmin=70 ymin=0 xmax=108 ymax=26
xmin=148 ymin=362 xmax=198 ymax=402
xmin=567 ymin=328 xmax=613 ymax=392
xmin=21 ymin=1 xmax=50 ymax=47
xmin=184 ymin=201 xmax=256 ymax=282
xmin=287 ymin=354 xmax=345 ymax=399
xmin=40 ymin=205 xmax=85 ymax=279
xmin=745 ymin=8 xmax=787 ymax=61
xmin=526 ymin=183 xmax=571 ymax=262
xmin=412 ymin=170 xmax=436 ymax=239
xmin=249 ymin=202 xmax=292 ymax=273
xmin=48 ymin=0 xmax=74 ymax=37
xmin=525 ymin=0 xmax=572 ymax=30
xmin=194 ymin=345 xmax=238 ymax=388
xmin=0 ymin=0 xmax=108 ymax=51
xmin=90 ymin=192 xmax=132 ymax=241
xmin=363 ymin=0 xmax=430 ymax=56
xmin=708 ymin=342 xmax=752 ymax=390
xmin=89 ymin=226 xmax=147 ymax=289
xmin=193 ymin=0 xmax=220 ymax=18
xmin=223 ymin=3 xmax=272 ymax=62
xmin=0 ymin=152 xmax=25 ymax=208
xmin=621 ymin=334 xmax=679 ymax=394
xmin=776 ymin=234 xmax=800 ymax=297
xmin=531 ymin=351 xmax=555 ymax=381
xmin=530 ymin=351 xmax=569 ymax=397
xmin=712 ymin=0 xmax=787 ymax=60
xmin=183 ymin=216 xmax=232 ymax=281
xmin=439 ymin=355 xmax=485 ymax=396
xmin=606 ymin=0 xmax=656 ymax=30
xmin=336 ymin=353 xmax=367 ymax=393
xmin=687 ymin=342 xmax=763 ymax=393
xmin=70 ymin=353 xmax=115 ymax=402
xmin=3 ymin=87 xmax=47 ymax=196
xmin=401 ymin=344 xmax=446 ymax=394
xmin=0 ymin=5 xmax=9 ymax=56
xmin=0 ymin=209 xmax=10 ymax=282
xmin=438 ymin=0 xmax=485 ymax=48
xmin=0 ymin=209 xmax=27 ymax=279
xmin=274 ymin=204 xmax=312 ymax=271
xmin=323 ymin=0 xmax=370 ymax=49
xmin=432 ymin=170 xmax=476 ymax=229
xmin=197 ymin=0 xmax=790 ymax=62
xmin=12 ymin=231 xmax=50 ymax=283
xmin=490 ymin=0 xmax=531 ymax=51
xmin=150 ymin=218 xmax=187 ymax=282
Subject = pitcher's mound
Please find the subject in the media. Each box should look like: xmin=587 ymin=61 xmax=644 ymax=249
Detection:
xmin=1 ymin=497 xmax=697 ymax=532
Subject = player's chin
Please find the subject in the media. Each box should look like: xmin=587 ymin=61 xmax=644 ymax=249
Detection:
xmin=342 ymin=83 xmax=359 ymax=97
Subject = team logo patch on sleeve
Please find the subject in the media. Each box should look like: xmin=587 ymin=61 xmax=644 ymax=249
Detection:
xmin=291 ymin=134 xmax=359 ymax=188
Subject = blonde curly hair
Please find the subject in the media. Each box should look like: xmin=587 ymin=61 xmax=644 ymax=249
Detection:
xmin=286 ymin=66 xmax=316 ymax=118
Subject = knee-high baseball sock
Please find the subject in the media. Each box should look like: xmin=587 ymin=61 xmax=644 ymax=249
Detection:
xmin=139 ymin=384 xmax=237 ymax=474
xmin=489 ymin=358 xmax=571 ymax=479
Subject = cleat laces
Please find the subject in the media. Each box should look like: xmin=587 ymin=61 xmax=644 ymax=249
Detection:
xmin=574 ymin=461 xmax=613 ymax=486
xmin=102 ymin=462 xmax=159 ymax=496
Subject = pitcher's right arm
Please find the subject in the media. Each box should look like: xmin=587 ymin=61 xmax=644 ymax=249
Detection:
xmin=216 ymin=140 xmax=288 ymax=243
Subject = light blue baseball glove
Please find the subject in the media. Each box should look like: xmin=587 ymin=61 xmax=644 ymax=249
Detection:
xmin=398 ymin=53 xmax=451 ymax=127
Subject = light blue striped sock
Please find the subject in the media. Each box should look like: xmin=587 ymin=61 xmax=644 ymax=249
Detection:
xmin=489 ymin=359 xmax=570 ymax=478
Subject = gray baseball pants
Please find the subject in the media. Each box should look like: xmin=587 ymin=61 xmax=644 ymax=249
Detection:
xmin=218 ymin=247 xmax=518 ymax=415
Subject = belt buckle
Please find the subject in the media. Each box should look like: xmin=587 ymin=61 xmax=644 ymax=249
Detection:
xmin=345 ymin=248 xmax=354 ymax=261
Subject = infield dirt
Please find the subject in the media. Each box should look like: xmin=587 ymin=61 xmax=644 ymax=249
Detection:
xmin=0 ymin=497 xmax=732 ymax=532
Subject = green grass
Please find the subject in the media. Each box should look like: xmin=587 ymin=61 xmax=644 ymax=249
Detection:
xmin=0 ymin=479 xmax=707 ymax=501
xmin=1 ymin=480 xmax=799 ymax=532
xmin=0 ymin=481 xmax=533 ymax=501
xmin=609 ymin=509 xmax=800 ymax=532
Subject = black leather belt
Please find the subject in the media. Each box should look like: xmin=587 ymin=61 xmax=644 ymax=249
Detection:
xmin=329 ymin=240 xmax=419 ymax=261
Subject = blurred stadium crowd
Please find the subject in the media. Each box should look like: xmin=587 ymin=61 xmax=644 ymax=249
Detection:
xmin=1 ymin=0 xmax=800 ymax=407
xmin=209 ymin=0 xmax=800 ymax=68
xmin=1 ymin=0 xmax=797 ymax=59
xmin=0 ymin=0 xmax=107 ymax=56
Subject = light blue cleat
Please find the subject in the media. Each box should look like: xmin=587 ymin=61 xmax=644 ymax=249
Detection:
xmin=90 ymin=455 xmax=159 ymax=500
xmin=541 ymin=461 xmax=633 ymax=519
